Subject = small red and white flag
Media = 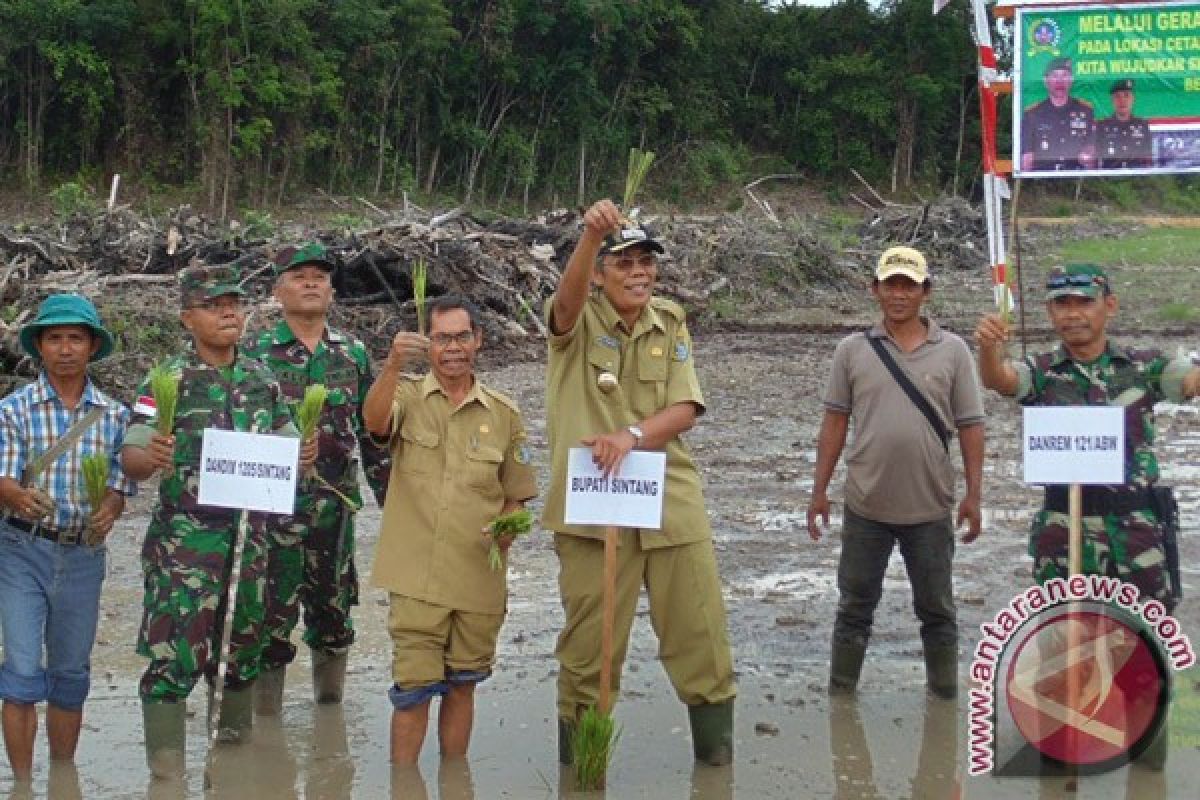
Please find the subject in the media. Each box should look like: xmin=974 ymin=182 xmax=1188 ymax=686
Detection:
xmin=133 ymin=395 xmax=158 ymax=418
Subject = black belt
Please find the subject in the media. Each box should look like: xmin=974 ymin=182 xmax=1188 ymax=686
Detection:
xmin=1043 ymin=486 xmax=1153 ymax=517
xmin=3 ymin=516 xmax=83 ymax=546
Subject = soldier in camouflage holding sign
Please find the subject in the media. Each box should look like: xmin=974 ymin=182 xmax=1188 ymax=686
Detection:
xmin=121 ymin=264 xmax=314 ymax=779
xmin=244 ymin=242 xmax=390 ymax=713
xmin=976 ymin=263 xmax=1200 ymax=769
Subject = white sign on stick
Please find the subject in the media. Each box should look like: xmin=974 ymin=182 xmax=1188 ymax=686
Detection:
xmin=564 ymin=447 xmax=667 ymax=529
xmin=197 ymin=428 xmax=300 ymax=514
xmin=1023 ymin=407 xmax=1124 ymax=485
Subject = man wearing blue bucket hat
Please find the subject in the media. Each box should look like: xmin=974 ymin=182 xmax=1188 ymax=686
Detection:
xmin=0 ymin=294 xmax=135 ymax=784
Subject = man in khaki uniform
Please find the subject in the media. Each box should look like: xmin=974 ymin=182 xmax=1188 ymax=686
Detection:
xmin=363 ymin=295 xmax=536 ymax=765
xmin=544 ymin=198 xmax=735 ymax=767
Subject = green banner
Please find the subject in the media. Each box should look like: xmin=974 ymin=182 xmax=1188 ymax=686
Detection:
xmin=1015 ymin=2 xmax=1200 ymax=176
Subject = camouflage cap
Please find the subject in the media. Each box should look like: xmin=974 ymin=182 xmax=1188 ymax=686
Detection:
xmin=179 ymin=263 xmax=246 ymax=307
xmin=1046 ymin=263 xmax=1110 ymax=300
xmin=273 ymin=242 xmax=335 ymax=276
xmin=598 ymin=222 xmax=665 ymax=256
xmin=1045 ymin=57 xmax=1072 ymax=75
xmin=1110 ymin=78 xmax=1134 ymax=93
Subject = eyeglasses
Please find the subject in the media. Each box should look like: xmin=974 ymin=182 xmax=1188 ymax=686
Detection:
xmin=1046 ymin=273 xmax=1107 ymax=291
xmin=430 ymin=331 xmax=476 ymax=347
xmin=189 ymin=296 xmax=245 ymax=313
xmin=607 ymin=253 xmax=658 ymax=271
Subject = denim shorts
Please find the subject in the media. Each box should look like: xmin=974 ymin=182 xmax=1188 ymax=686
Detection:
xmin=0 ymin=518 xmax=107 ymax=710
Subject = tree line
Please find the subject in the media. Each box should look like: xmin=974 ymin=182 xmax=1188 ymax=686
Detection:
xmin=0 ymin=0 xmax=981 ymax=214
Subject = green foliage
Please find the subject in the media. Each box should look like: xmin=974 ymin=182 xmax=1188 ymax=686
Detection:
xmin=50 ymin=181 xmax=99 ymax=217
xmin=1055 ymin=227 xmax=1200 ymax=267
xmin=239 ymin=209 xmax=275 ymax=239
xmin=1158 ymin=302 xmax=1198 ymax=323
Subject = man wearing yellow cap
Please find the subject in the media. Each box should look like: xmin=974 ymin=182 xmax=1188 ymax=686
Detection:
xmin=808 ymin=246 xmax=984 ymax=698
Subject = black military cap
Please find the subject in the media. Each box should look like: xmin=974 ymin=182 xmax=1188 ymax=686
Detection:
xmin=1110 ymin=78 xmax=1134 ymax=93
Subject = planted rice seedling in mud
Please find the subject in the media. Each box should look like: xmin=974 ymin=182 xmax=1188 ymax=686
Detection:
xmin=573 ymin=706 xmax=620 ymax=791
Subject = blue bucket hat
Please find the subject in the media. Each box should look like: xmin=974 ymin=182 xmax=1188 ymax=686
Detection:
xmin=19 ymin=294 xmax=115 ymax=362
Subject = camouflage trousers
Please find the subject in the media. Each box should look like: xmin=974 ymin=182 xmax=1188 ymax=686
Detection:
xmin=260 ymin=491 xmax=359 ymax=671
xmin=137 ymin=513 xmax=268 ymax=702
xmin=1030 ymin=508 xmax=1175 ymax=610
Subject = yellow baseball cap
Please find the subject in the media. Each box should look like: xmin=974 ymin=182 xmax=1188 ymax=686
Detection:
xmin=876 ymin=246 xmax=929 ymax=283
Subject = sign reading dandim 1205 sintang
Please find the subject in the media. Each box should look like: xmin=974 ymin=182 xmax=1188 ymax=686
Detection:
xmin=1014 ymin=2 xmax=1200 ymax=178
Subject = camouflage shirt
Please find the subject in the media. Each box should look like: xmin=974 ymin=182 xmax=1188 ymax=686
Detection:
xmin=1016 ymin=342 xmax=1175 ymax=488
xmin=125 ymin=345 xmax=297 ymax=524
xmin=243 ymin=320 xmax=389 ymax=505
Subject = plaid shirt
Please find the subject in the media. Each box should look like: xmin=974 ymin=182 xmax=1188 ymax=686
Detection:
xmin=0 ymin=373 xmax=136 ymax=533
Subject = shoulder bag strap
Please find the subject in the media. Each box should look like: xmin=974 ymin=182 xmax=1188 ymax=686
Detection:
xmin=865 ymin=333 xmax=949 ymax=453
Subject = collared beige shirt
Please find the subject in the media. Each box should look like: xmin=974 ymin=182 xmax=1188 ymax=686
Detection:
xmin=371 ymin=373 xmax=537 ymax=613
xmin=543 ymin=292 xmax=710 ymax=549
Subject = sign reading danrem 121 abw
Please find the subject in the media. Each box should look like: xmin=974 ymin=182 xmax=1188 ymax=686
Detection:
xmin=1014 ymin=2 xmax=1200 ymax=177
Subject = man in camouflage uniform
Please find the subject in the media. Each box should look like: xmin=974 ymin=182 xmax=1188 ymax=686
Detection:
xmin=121 ymin=264 xmax=314 ymax=779
xmin=1020 ymin=57 xmax=1096 ymax=172
xmin=1097 ymin=79 xmax=1153 ymax=170
xmin=975 ymin=263 xmax=1200 ymax=769
xmin=244 ymin=243 xmax=389 ymax=713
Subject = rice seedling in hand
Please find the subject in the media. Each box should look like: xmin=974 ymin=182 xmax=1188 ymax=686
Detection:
xmin=622 ymin=148 xmax=655 ymax=221
xmin=412 ymin=259 xmax=428 ymax=335
xmin=81 ymin=453 xmax=109 ymax=509
xmin=149 ymin=363 xmax=180 ymax=436
xmin=295 ymin=384 xmax=328 ymax=440
xmin=485 ymin=507 xmax=534 ymax=571
xmin=573 ymin=706 xmax=620 ymax=791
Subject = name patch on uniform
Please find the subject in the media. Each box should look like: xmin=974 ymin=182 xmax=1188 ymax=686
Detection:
xmin=595 ymin=335 xmax=620 ymax=349
xmin=650 ymin=346 xmax=663 ymax=357
xmin=673 ymin=341 xmax=690 ymax=362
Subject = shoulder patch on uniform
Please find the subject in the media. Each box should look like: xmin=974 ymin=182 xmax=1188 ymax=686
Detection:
xmin=482 ymin=385 xmax=520 ymax=413
xmin=512 ymin=441 xmax=533 ymax=465
xmin=673 ymin=340 xmax=691 ymax=362
xmin=651 ymin=297 xmax=685 ymax=321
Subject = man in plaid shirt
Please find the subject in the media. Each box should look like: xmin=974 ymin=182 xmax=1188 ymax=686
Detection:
xmin=0 ymin=294 xmax=135 ymax=785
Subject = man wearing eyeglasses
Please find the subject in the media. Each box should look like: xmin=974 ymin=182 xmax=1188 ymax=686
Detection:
xmin=244 ymin=243 xmax=391 ymax=716
xmin=543 ymin=198 xmax=736 ymax=767
xmin=363 ymin=294 xmax=536 ymax=765
xmin=121 ymin=264 xmax=315 ymax=779
xmin=975 ymin=263 xmax=1200 ymax=768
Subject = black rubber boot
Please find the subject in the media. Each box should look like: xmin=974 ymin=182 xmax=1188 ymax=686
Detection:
xmin=923 ymin=644 xmax=959 ymax=699
xmin=142 ymin=700 xmax=186 ymax=780
xmin=688 ymin=699 xmax=734 ymax=766
xmin=829 ymin=640 xmax=868 ymax=695
xmin=557 ymin=717 xmax=576 ymax=766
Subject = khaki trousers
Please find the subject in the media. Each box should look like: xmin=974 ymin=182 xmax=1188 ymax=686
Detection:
xmin=553 ymin=533 xmax=735 ymax=719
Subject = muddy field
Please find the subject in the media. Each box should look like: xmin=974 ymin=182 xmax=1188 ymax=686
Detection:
xmin=4 ymin=233 xmax=1200 ymax=798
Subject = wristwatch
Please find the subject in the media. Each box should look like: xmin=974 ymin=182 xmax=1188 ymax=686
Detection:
xmin=626 ymin=425 xmax=644 ymax=447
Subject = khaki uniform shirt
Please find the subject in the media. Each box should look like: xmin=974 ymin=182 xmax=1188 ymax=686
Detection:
xmin=371 ymin=373 xmax=537 ymax=614
xmin=823 ymin=320 xmax=984 ymax=525
xmin=544 ymin=293 xmax=710 ymax=549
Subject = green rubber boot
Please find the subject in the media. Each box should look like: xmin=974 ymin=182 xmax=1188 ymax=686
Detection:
xmin=209 ymin=685 xmax=254 ymax=743
xmin=142 ymin=700 xmax=186 ymax=780
xmin=312 ymin=650 xmax=348 ymax=704
xmin=923 ymin=644 xmax=959 ymax=699
xmin=1135 ymin=715 xmax=1168 ymax=771
xmin=254 ymin=667 xmax=286 ymax=716
xmin=557 ymin=717 xmax=576 ymax=766
xmin=828 ymin=640 xmax=868 ymax=695
xmin=688 ymin=700 xmax=734 ymax=766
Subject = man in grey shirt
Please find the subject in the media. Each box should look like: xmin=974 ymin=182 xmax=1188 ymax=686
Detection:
xmin=806 ymin=246 xmax=985 ymax=698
